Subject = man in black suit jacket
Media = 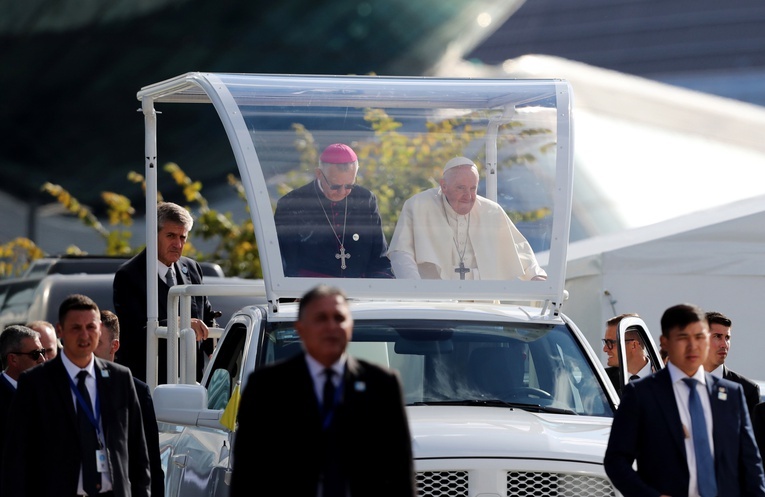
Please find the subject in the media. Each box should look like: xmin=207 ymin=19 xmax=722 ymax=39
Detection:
xmin=1 ymin=294 xmax=150 ymax=497
xmin=274 ymin=143 xmax=393 ymax=278
xmin=605 ymin=304 xmax=765 ymax=497
xmin=113 ymin=201 xmax=215 ymax=383
xmin=231 ymin=285 xmax=414 ymax=497
xmin=603 ymin=313 xmax=650 ymax=397
xmin=98 ymin=310 xmax=165 ymax=497
xmin=0 ymin=325 xmax=47 ymax=478
xmin=703 ymin=311 xmax=760 ymax=416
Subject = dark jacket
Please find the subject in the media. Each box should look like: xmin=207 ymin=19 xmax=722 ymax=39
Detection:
xmin=274 ymin=180 xmax=393 ymax=278
xmin=1 ymin=355 xmax=150 ymax=497
xmin=722 ymin=365 xmax=761 ymax=418
xmin=605 ymin=367 xmax=765 ymax=497
xmin=113 ymin=249 xmax=215 ymax=383
xmin=231 ymin=353 xmax=415 ymax=497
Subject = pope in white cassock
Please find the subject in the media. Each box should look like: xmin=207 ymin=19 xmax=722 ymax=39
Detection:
xmin=388 ymin=157 xmax=547 ymax=281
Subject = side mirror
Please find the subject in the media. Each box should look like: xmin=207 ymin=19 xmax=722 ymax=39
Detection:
xmin=154 ymin=384 xmax=207 ymax=425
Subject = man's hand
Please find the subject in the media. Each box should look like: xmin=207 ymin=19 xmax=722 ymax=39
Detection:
xmin=190 ymin=318 xmax=209 ymax=341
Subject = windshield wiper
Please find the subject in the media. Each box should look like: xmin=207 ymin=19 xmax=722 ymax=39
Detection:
xmin=410 ymin=399 xmax=577 ymax=415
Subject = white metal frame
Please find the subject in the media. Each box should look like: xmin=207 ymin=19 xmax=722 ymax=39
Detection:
xmin=138 ymin=72 xmax=575 ymax=386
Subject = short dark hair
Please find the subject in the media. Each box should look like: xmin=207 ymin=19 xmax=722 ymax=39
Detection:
xmin=705 ymin=311 xmax=731 ymax=328
xmin=298 ymin=285 xmax=348 ymax=321
xmin=100 ymin=309 xmax=120 ymax=341
xmin=58 ymin=294 xmax=100 ymax=324
xmin=0 ymin=325 xmax=40 ymax=367
xmin=606 ymin=313 xmax=640 ymax=327
xmin=660 ymin=304 xmax=706 ymax=337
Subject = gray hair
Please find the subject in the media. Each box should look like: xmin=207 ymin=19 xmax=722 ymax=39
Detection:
xmin=0 ymin=325 xmax=40 ymax=368
xmin=318 ymin=160 xmax=359 ymax=173
xmin=157 ymin=202 xmax=194 ymax=232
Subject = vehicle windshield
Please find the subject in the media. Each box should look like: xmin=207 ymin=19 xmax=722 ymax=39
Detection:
xmin=260 ymin=319 xmax=613 ymax=417
xmin=139 ymin=74 xmax=572 ymax=303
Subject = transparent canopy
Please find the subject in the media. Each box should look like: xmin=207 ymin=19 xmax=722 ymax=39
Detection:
xmin=138 ymin=73 xmax=573 ymax=308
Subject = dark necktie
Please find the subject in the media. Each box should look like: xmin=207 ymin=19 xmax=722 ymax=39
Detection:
xmin=322 ymin=368 xmax=336 ymax=423
xmin=629 ymin=374 xmax=640 ymax=381
xmin=682 ymin=378 xmax=717 ymax=497
xmin=77 ymin=370 xmax=101 ymax=496
xmin=165 ymin=266 xmax=175 ymax=287
xmin=321 ymin=368 xmax=345 ymax=497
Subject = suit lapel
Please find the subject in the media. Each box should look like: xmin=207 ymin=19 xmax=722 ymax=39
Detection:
xmin=94 ymin=358 xmax=113 ymax=441
xmin=654 ymin=368 xmax=687 ymax=455
xmin=48 ymin=356 xmax=79 ymax=427
xmin=706 ymin=373 xmax=730 ymax=450
xmin=0 ymin=373 xmax=14 ymax=393
xmin=175 ymin=261 xmax=189 ymax=285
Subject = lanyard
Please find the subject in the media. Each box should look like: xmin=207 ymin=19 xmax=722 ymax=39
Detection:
xmin=68 ymin=373 xmax=103 ymax=447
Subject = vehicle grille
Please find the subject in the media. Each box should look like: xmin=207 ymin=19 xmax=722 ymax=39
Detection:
xmin=417 ymin=471 xmax=469 ymax=497
xmin=507 ymin=472 xmax=615 ymax=497
xmin=415 ymin=471 xmax=615 ymax=497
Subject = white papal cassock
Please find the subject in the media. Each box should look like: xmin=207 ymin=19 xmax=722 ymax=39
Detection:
xmin=388 ymin=187 xmax=546 ymax=280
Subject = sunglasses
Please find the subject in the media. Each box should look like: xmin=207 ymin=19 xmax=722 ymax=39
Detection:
xmin=319 ymin=170 xmax=355 ymax=191
xmin=11 ymin=348 xmax=47 ymax=360
xmin=601 ymin=338 xmax=635 ymax=351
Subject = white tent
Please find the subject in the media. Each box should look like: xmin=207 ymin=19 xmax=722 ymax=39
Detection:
xmin=562 ymin=194 xmax=765 ymax=380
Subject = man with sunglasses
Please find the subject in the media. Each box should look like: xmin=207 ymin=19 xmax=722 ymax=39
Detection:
xmin=275 ymin=143 xmax=393 ymax=278
xmin=0 ymin=325 xmax=46 ymax=474
xmin=26 ymin=319 xmax=59 ymax=359
xmin=602 ymin=313 xmax=652 ymax=396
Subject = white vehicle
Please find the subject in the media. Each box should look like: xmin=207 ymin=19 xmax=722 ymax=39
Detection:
xmin=137 ymin=73 xmax=661 ymax=496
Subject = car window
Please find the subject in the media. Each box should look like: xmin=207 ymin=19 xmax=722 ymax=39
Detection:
xmin=261 ymin=319 xmax=613 ymax=417
xmin=205 ymin=323 xmax=248 ymax=409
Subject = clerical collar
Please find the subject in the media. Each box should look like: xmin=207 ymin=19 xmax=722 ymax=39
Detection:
xmin=314 ymin=180 xmax=340 ymax=207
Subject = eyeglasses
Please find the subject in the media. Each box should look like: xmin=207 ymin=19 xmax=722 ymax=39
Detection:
xmin=602 ymin=338 xmax=636 ymax=351
xmin=11 ymin=349 xmax=46 ymax=360
xmin=319 ymin=170 xmax=355 ymax=191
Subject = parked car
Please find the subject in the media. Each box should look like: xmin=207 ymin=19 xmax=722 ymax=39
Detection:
xmin=24 ymin=273 xmax=264 ymax=329
xmin=23 ymin=255 xmax=225 ymax=278
xmin=0 ymin=276 xmax=44 ymax=329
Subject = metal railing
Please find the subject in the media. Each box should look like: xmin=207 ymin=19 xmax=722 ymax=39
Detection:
xmin=146 ymin=282 xmax=265 ymax=390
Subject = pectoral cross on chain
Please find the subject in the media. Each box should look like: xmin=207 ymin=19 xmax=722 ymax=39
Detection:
xmin=335 ymin=245 xmax=351 ymax=270
xmin=455 ymin=262 xmax=470 ymax=280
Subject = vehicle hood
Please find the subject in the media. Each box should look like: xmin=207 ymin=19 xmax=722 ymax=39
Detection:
xmin=407 ymin=405 xmax=612 ymax=463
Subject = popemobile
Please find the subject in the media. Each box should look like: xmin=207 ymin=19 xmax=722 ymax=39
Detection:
xmin=135 ymin=73 xmax=663 ymax=496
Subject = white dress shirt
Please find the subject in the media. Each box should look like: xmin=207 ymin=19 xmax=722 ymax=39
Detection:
xmin=60 ymin=351 xmax=113 ymax=494
xmin=667 ymin=361 xmax=715 ymax=497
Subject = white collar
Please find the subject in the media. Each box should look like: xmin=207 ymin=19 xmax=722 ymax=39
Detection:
xmin=709 ymin=364 xmax=725 ymax=378
xmin=304 ymin=352 xmax=346 ymax=380
xmin=667 ymin=361 xmax=707 ymax=386
xmin=158 ymin=260 xmax=173 ymax=280
xmin=61 ymin=350 xmax=96 ymax=381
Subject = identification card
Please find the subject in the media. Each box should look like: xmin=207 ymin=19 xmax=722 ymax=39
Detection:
xmin=96 ymin=449 xmax=108 ymax=473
